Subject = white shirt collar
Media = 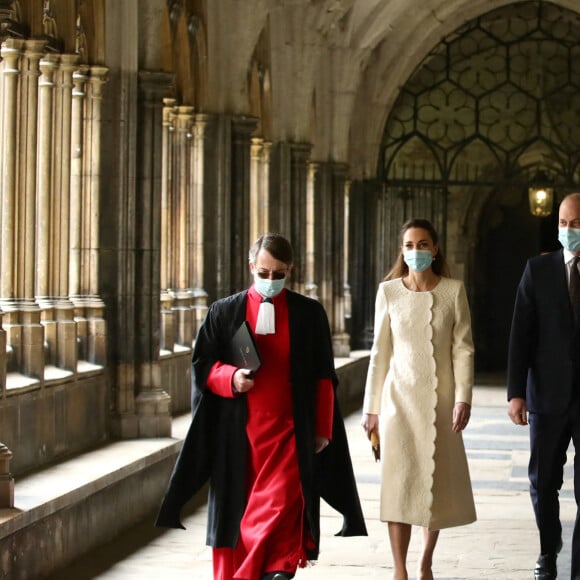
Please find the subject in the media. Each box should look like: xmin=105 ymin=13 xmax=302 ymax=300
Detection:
xmin=563 ymin=248 xmax=576 ymax=264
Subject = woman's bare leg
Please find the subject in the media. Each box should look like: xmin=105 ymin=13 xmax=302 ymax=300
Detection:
xmin=388 ymin=522 xmax=412 ymax=580
xmin=418 ymin=527 xmax=439 ymax=580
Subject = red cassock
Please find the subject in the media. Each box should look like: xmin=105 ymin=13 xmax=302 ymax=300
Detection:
xmin=206 ymin=287 xmax=334 ymax=580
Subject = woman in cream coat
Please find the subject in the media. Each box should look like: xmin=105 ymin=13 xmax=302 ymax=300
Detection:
xmin=362 ymin=218 xmax=476 ymax=580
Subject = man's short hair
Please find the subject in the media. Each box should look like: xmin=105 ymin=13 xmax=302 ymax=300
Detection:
xmin=249 ymin=233 xmax=294 ymax=265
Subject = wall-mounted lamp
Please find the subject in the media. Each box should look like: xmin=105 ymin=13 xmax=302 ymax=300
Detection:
xmin=528 ymin=172 xmax=554 ymax=217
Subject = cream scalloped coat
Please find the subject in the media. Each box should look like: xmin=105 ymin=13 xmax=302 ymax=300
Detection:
xmin=362 ymin=277 xmax=476 ymax=530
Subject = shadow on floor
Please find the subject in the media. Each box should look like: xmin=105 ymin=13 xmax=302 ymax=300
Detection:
xmin=45 ymin=491 xmax=207 ymax=580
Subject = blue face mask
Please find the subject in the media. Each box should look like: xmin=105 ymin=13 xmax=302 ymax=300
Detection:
xmin=253 ymin=273 xmax=286 ymax=298
xmin=403 ymin=249 xmax=434 ymax=273
xmin=558 ymin=227 xmax=580 ymax=252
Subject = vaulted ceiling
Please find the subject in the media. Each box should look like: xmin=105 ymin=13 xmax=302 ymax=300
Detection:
xmin=148 ymin=0 xmax=580 ymax=179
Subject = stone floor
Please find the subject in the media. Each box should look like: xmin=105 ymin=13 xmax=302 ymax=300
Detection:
xmin=48 ymin=381 xmax=576 ymax=580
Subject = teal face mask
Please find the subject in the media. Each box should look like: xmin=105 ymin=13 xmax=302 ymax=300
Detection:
xmin=558 ymin=227 xmax=580 ymax=252
xmin=253 ymin=273 xmax=286 ymax=297
xmin=403 ymin=249 xmax=433 ymax=273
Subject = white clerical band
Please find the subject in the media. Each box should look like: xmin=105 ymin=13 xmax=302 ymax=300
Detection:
xmin=255 ymin=300 xmax=275 ymax=334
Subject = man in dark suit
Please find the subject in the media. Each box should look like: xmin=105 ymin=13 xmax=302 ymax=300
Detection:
xmin=508 ymin=192 xmax=580 ymax=580
xmin=156 ymin=232 xmax=366 ymax=580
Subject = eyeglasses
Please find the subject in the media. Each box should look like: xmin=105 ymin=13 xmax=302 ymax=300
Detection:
xmin=256 ymin=269 xmax=288 ymax=280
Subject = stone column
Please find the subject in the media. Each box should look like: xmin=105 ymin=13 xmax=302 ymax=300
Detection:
xmin=305 ymin=162 xmax=319 ymax=300
xmin=54 ymin=54 xmax=80 ymax=298
xmin=0 ymin=39 xmax=44 ymax=378
xmin=0 ymin=40 xmax=23 ymax=369
xmin=307 ymin=161 xmax=338 ymax=335
xmin=34 ymin=54 xmax=79 ymax=371
xmin=69 ymin=66 xmax=89 ymax=360
xmin=320 ymin=166 xmax=333 ymax=317
xmin=160 ymin=98 xmax=176 ymax=352
xmin=260 ymin=140 xmax=273 ymax=229
xmin=172 ymin=106 xmax=195 ymax=347
xmin=349 ymin=179 xmax=383 ymax=349
xmin=18 ymin=41 xmax=46 ymax=376
xmin=289 ymin=143 xmax=311 ymax=294
xmin=250 ymin=137 xmax=269 ymax=244
xmin=191 ymin=113 xmax=209 ymax=335
xmin=230 ymin=116 xmax=258 ymax=293
xmin=266 ymin=142 xmax=291 ymax=236
xmin=250 ymin=137 xmax=262 ymax=244
xmin=36 ymin=54 xmax=59 ymax=369
xmin=331 ymin=163 xmax=350 ymax=356
xmin=134 ymin=71 xmax=173 ymax=438
xmin=83 ymin=66 xmax=108 ymax=297
xmin=36 ymin=55 xmax=58 ymax=299
xmin=20 ymin=41 xmax=46 ymax=301
xmin=75 ymin=66 xmax=108 ymax=366
xmin=343 ymin=179 xmax=352 ymax=337
xmin=103 ymin=0 xmax=139 ymax=438
xmin=54 ymin=54 xmax=80 ymax=372
xmin=69 ymin=66 xmax=89 ymax=298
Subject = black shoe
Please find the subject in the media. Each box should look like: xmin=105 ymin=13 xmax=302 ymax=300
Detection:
xmin=534 ymin=552 xmax=557 ymax=579
xmin=534 ymin=537 xmax=563 ymax=580
xmin=262 ymin=573 xmax=292 ymax=580
xmin=534 ymin=548 xmax=559 ymax=580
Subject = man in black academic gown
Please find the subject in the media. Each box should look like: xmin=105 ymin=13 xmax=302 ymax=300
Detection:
xmin=156 ymin=232 xmax=367 ymax=580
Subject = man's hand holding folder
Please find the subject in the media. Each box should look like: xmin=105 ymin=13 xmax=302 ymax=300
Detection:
xmin=230 ymin=321 xmax=262 ymax=394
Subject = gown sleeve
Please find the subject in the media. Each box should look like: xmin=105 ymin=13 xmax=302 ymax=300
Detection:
xmin=315 ymin=378 xmax=334 ymax=440
xmin=206 ymin=361 xmax=238 ymax=398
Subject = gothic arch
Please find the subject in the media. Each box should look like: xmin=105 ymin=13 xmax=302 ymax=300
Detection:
xmin=77 ymin=0 xmax=105 ymax=64
xmin=169 ymin=5 xmax=194 ymax=104
xmin=190 ymin=14 xmax=208 ymax=109
xmin=352 ymin=1 xmax=580 ymax=364
xmin=163 ymin=0 xmax=207 ymax=107
xmin=248 ymin=23 xmax=272 ymax=139
xmin=382 ymin=2 xmax=580 ymax=194
xmin=11 ymin=0 xmax=104 ymax=61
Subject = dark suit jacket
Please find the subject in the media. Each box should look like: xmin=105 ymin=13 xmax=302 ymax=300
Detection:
xmin=507 ymin=249 xmax=580 ymax=414
xmin=155 ymin=289 xmax=367 ymax=558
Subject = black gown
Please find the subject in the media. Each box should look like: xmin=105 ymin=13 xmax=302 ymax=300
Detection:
xmin=155 ymin=289 xmax=367 ymax=559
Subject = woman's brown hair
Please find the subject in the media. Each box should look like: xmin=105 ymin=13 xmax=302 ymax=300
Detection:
xmin=384 ymin=218 xmax=450 ymax=280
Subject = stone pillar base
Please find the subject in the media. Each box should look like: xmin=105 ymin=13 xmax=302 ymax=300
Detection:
xmin=192 ymin=287 xmax=208 ymax=338
xmin=332 ymin=333 xmax=351 ymax=358
xmin=55 ymin=303 xmax=77 ymax=372
xmin=136 ymin=390 xmax=172 ymax=437
xmin=3 ymin=302 xmax=45 ymax=378
xmin=305 ymin=282 xmax=318 ymax=300
xmin=160 ymin=292 xmax=175 ymax=352
xmin=71 ymin=296 xmax=107 ymax=365
xmin=110 ymin=414 xmax=139 ymax=439
xmin=172 ymin=290 xmax=194 ymax=347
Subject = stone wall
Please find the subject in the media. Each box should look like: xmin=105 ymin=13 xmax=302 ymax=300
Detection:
xmin=0 ymin=354 xmax=369 ymax=579
xmin=0 ymin=370 xmax=108 ymax=476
